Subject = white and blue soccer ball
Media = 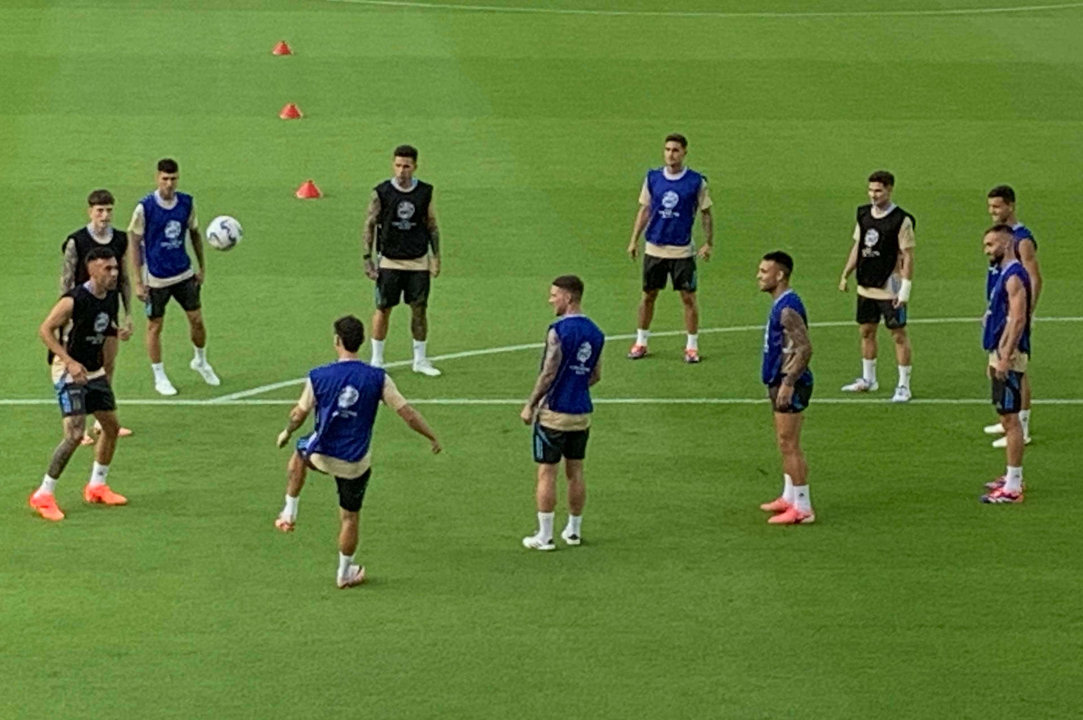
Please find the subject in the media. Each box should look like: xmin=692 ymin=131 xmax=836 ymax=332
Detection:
xmin=206 ymin=215 xmax=243 ymax=251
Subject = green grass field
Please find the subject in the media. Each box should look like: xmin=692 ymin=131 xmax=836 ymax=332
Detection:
xmin=3 ymin=1 xmax=1083 ymax=718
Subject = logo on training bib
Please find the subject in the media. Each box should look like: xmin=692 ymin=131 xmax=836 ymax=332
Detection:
xmin=576 ymin=342 xmax=592 ymax=363
xmin=863 ymin=228 xmax=879 ymax=247
xmin=396 ymin=201 xmax=415 ymax=220
xmin=661 ymin=191 xmax=679 ymax=210
xmin=165 ymin=220 xmax=183 ymax=239
xmin=93 ymin=312 xmax=110 ymax=333
xmin=337 ymin=385 xmax=359 ymax=409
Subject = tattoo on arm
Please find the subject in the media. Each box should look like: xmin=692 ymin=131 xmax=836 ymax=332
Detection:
xmin=362 ymin=191 xmax=381 ymax=257
xmin=118 ymin=261 xmax=131 ymax=314
xmin=284 ymin=406 xmax=308 ymax=434
xmin=780 ymin=308 xmax=813 ymax=382
xmin=59 ymin=240 xmax=78 ymax=294
xmin=526 ymin=330 xmax=563 ymax=408
xmin=700 ymin=208 xmax=713 ymax=245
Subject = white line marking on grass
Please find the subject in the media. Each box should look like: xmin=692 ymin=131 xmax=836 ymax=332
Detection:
xmin=207 ymin=315 xmax=1083 ymax=402
xmin=327 ymin=0 xmax=1083 ymax=19
xmin=2 ymin=397 xmax=1082 ymax=407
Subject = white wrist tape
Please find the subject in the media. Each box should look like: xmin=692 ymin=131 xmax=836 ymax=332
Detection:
xmin=897 ymin=278 xmax=912 ymax=303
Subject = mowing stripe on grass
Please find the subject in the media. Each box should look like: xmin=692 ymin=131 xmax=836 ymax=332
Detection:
xmin=328 ymin=0 xmax=1083 ymax=19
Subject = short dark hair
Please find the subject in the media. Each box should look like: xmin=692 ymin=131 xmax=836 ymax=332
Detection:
xmin=987 ymin=185 xmax=1016 ymax=203
xmin=762 ymin=251 xmax=794 ymax=277
xmin=157 ymin=158 xmax=179 ymax=174
xmin=552 ymin=275 xmax=584 ymax=302
xmin=334 ymin=315 xmax=365 ymax=353
xmin=85 ymin=247 xmax=116 ymax=265
xmin=868 ymin=170 xmax=894 ymax=187
xmin=664 ymin=133 xmax=688 ymax=149
xmin=87 ymin=189 xmax=115 ymax=206
xmin=393 ymin=145 xmax=418 ymax=161
xmin=985 ymin=223 xmax=1015 ymax=237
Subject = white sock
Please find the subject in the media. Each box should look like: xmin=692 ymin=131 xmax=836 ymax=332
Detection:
xmin=782 ymin=473 xmax=795 ymax=503
xmin=862 ymin=358 xmax=877 ymax=385
xmin=338 ymin=552 xmax=354 ymax=579
xmin=686 ymin=333 xmax=698 ymax=351
xmin=898 ymin=365 xmax=912 ymax=390
xmin=1004 ymin=466 xmax=1023 ymax=494
xmin=282 ymin=494 xmax=299 ymax=520
xmin=566 ymin=514 xmax=582 ymax=536
xmin=152 ymin=362 xmax=167 ymax=381
xmin=88 ymin=462 xmax=109 ymax=488
xmin=371 ymin=340 xmax=385 ymax=365
xmin=537 ymin=511 xmax=554 ymax=541
xmin=636 ymin=329 xmax=649 ymax=346
xmin=793 ymin=483 xmax=812 ymax=513
xmin=193 ymin=346 xmax=206 ymax=365
xmin=1020 ymin=409 xmax=1031 ymax=437
xmin=413 ymin=339 xmax=427 ymax=364
xmin=36 ymin=474 xmax=58 ymax=497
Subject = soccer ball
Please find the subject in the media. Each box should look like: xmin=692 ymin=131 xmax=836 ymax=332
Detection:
xmin=206 ymin=215 xmax=243 ymax=251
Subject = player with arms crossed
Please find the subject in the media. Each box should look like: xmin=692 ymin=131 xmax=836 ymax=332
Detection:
xmin=980 ymin=226 xmax=1032 ymax=504
xmin=361 ymin=145 xmax=443 ymax=376
xmin=129 ymin=158 xmax=219 ymax=395
xmin=983 ymin=185 xmax=1042 ymax=449
xmin=757 ymin=252 xmax=816 ymax=525
xmin=60 ymin=189 xmax=134 ymax=443
xmin=520 ymin=275 xmax=604 ymax=550
xmin=273 ymin=316 xmax=442 ymax=588
xmin=30 ymin=248 xmax=131 ymax=521
xmin=626 ymin=133 xmax=714 ymax=363
xmin=838 ymin=170 xmax=915 ymax=402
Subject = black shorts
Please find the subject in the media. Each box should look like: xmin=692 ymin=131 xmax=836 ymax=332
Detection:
xmin=856 ymin=295 xmax=906 ymax=329
xmin=146 ymin=276 xmax=201 ymax=319
xmin=335 ymin=470 xmax=372 ymax=513
xmin=643 ymin=255 xmax=697 ymax=292
xmin=992 ymin=371 xmax=1024 ymax=415
xmin=375 ymin=268 xmax=430 ymax=309
xmin=768 ymin=381 xmax=813 ymax=414
xmin=533 ymin=423 xmax=589 ymax=464
xmin=56 ymin=376 xmax=116 ymax=417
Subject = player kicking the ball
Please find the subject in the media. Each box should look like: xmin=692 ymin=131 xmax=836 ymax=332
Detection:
xmin=757 ymin=252 xmax=815 ymax=525
xmin=273 ymin=316 xmax=441 ymax=588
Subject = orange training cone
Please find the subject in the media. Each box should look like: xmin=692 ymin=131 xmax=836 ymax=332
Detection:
xmin=279 ymin=103 xmax=302 ymax=120
xmin=295 ymin=180 xmax=322 ymax=199
xmin=272 ymin=41 xmax=292 ymax=56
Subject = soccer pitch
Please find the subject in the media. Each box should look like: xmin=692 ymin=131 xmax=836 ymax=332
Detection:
xmin=3 ymin=1 xmax=1083 ymax=718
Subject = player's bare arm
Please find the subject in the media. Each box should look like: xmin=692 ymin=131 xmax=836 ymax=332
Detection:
xmin=776 ymin=308 xmax=813 ymax=409
xmin=838 ymin=238 xmax=859 ymax=291
xmin=1018 ymin=238 xmax=1042 ymax=309
xmin=994 ymin=275 xmax=1027 ymax=380
xmin=427 ymin=202 xmax=441 ymax=278
xmin=589 ymin=355 xmax=602 ymax=387
xmin=521 ymin=329 xmax=562 ymax=424
xmin=190 ymin=220 xmax=206 ymax=284
xmin=38 ymin=297 xmax=86 ymax=384
xmin=58 ymin=239 xmax=78 ymax=295
xmin=697 ymin=208 xmax=714 ymax=261
xmin=129 ymin=221 xmax=148 ymax=302
xmin=627 ymin=203 xmax=650 ymax=260
xmin=893 ymin=246 xmax=915 ymax=308
xmin=396 ymin=404 xmax=442 ymax=454
xmin=276 ymin=404 xmax=310 ymax=448
xmin=361 ymin=190 xmax=381 ymax=280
